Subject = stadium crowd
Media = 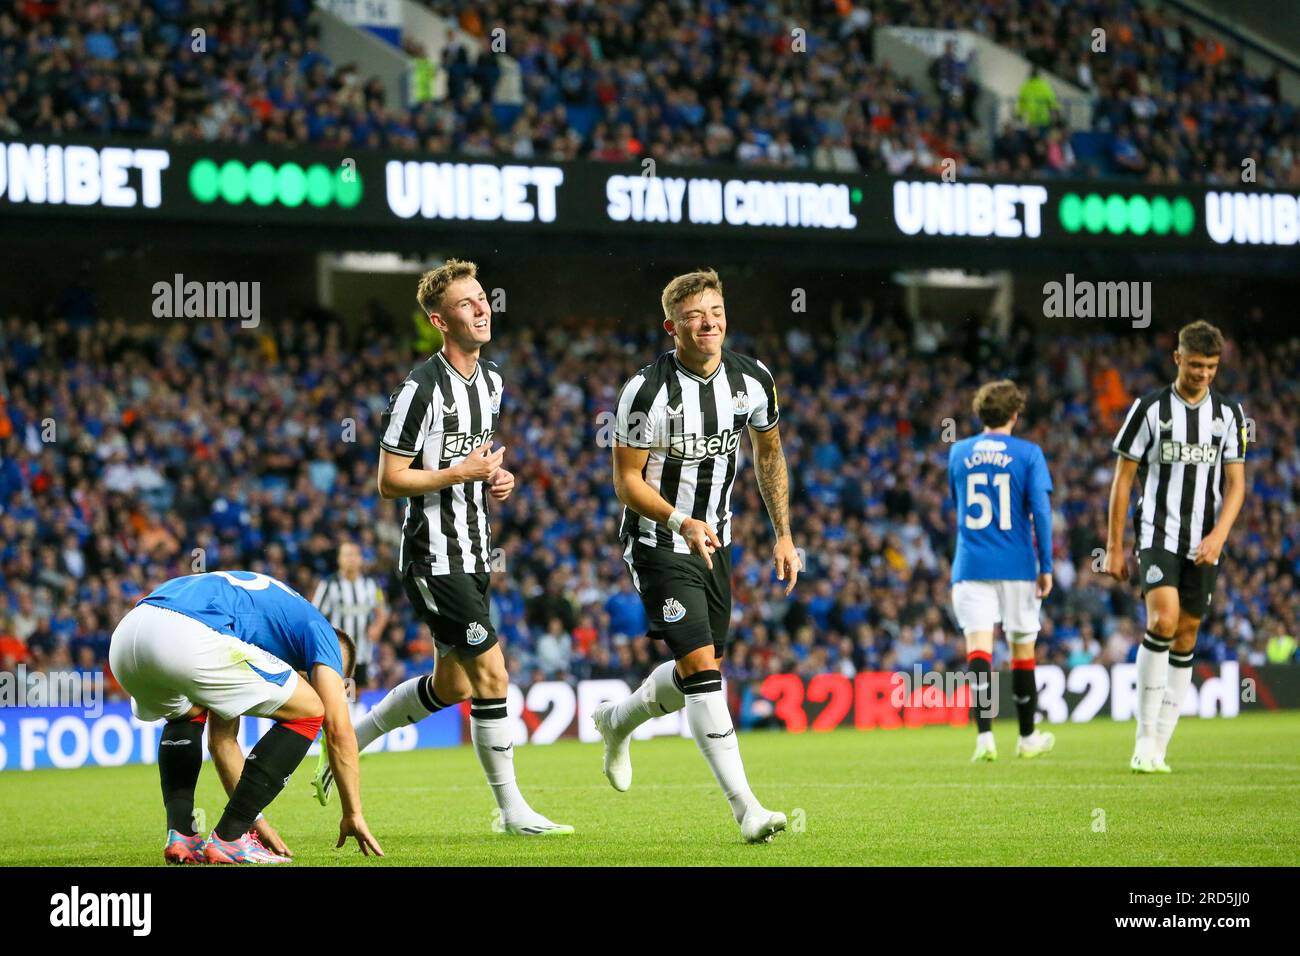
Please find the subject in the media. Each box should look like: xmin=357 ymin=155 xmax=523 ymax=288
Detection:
xmin=1 ymin=0 xmax=1295 ymax=184
xmin=1 ymin=292 xmax=1297 ymax=697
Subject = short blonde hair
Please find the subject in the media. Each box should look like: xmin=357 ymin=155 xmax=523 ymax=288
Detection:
xmin=661 ymin=268 xmax=723 ymax=323
xmin=416 ymin=258 xmax=478 ymax=316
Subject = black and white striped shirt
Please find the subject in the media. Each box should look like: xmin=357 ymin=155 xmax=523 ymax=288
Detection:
xmin=379 ymin=351 xmax=502 ymax=575
xmin=312 ymin=573 xmax=385 ymax=659
xmin=1112 ymin=384 xmax=1247 ymax=560
xmin=614 ymin=348 xmax=779 ymax=552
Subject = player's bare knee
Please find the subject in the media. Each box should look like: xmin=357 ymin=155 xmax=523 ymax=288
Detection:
xmin=1147 ymin=611 xmax=1179 ymax=637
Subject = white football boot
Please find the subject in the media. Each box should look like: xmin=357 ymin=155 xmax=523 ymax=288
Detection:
xmin=1015 ymin=730 xmax=1056 ymax=759
xmin=740 ymin=806 xmax=787 ymax=844
xmin=1130 ymin=735 xmax=1161 ymax=773
xmin=971 ymin=731 xmax=998 ymax=763
xmin=502 ymin=814 xmax=575 ymax=837
xmin=592 ymin=701 xmax=632 ymax=792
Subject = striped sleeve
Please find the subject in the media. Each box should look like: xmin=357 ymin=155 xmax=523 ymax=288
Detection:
xmin=747 ymin=358 xmax=780 ymax=431
xmin=311 ymin=578 xmax=331 ymax=616
xmin=379 ymin=377 xmax=431 ymax=456
xmin=615 ymin=371 xmax=657 ymax=448
xmin=1112 ymin=397 xmax=1150 ymax=461
xmin=1222 ymin=401 xmax=1247 ymax=462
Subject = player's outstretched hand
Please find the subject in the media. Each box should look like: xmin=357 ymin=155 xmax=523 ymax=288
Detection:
xmin=255 ymin=817 xmax=292 ymax=858
xmin=1036 ymin=572 xmax=1053 ymax=600
xmin=337 ymin=813 xmax=384 ymax=857
xmin=489 ymin=466 xmax=515 ymax=501
xmin=774 ymin=536 xmax=800 ymax=595
xmin=1102 ymin=549 xmax=1128 ymax=581
xmin=459 ymin=444 xmax=505 ymax=483
xmin=682 ymin=518 xmax=720 ymax=569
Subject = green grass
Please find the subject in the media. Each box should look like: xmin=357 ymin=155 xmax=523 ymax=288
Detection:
xmin=2 ymin=712 xmax=1298 ymax=866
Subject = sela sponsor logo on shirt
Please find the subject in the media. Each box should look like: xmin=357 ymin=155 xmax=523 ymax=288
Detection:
xmin=963 ymin=438 xmax=1014 ymax=469
xmin=668 ymin=427 xmax=743 ymax=460
xmin=662 ymin=598 xmax=687 ymax=623
xmin=1158 ymin=439 xmax=1220 ymax=465
xmin=442 ymin=428 xmax=495 ymax=458
xmin=50 ymin=886 xmax=152 ymax=936
xmin=466 ymin=622 xmax=489 ymax=646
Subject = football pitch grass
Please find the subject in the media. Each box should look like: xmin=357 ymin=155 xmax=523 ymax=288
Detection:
xmin=2 ymin=712 xmax=1297 ymax=867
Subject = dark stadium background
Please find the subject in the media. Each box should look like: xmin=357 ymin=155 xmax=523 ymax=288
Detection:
xmin=1 ymin=0 xmax=1297 ymax=721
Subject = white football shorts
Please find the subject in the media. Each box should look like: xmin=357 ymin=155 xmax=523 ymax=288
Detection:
xmin=951 ymin=579 xmax=1041 ymax=639
xmin=108 ymin=602 xmax=299 ymax=722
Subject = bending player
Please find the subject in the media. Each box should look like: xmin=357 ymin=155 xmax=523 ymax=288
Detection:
xmin=948 ymin=380 xmax=1056 ymax=762
xmin=108 ymin=569 xmax=383 ymax=864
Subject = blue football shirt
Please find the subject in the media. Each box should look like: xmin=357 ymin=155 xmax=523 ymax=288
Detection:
xmin=949 ymin=433 xmax=1054 ymax=583
xmin=140 ymin=570 xmax=345 ymax=677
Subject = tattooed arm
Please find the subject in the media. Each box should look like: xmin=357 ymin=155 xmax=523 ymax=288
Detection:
xmin=750 ymin=424 xmax=800 ymax=594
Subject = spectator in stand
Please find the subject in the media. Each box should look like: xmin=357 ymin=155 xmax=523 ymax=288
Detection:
xmin=536 ymin=618 xmax=573 ymax=679
xmin=3 ymin=0 xmax=1295 ymax=183
xmin=1091 ymin=355 xmax=1131 ymax=433
xmin=1016 ymin=67 xmax=1059 ymax=129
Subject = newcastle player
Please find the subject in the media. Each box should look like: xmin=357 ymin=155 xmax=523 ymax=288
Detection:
xmin=593 ymin=268 xmax=799 ymax=844
xmin=312 ymin=541 xmax=389 ymax=688
xmin=1104 ymin=321 xmax=1247 ymax=773
xmin=314 ymin=258 xmax=571 ymax=836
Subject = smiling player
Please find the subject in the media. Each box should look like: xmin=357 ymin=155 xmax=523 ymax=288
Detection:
xmin=593 ymin=268 xmax=799 ymax=844
xmin=317 ymin=258 xmax=570 ymax=836
xmin=1105 ymin=321 xmax=1247 ymax=773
